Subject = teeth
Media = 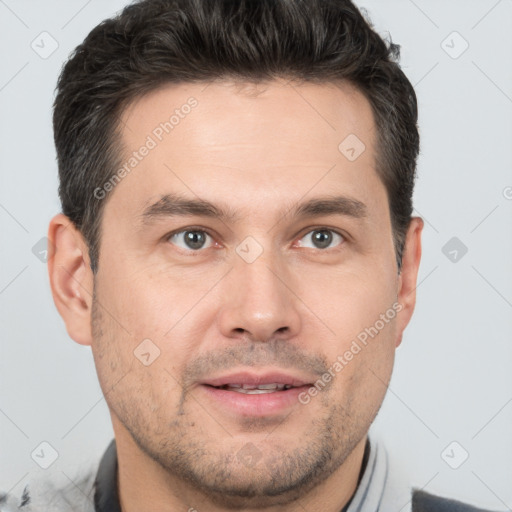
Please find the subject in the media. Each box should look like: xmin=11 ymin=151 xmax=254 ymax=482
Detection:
xmin=255 ymin=383 xmax=281 ymax=390
xmin=234 ymin=388 xmax=276 ymax=394
xmin=220 ymin=383 xmax=293 ymax=393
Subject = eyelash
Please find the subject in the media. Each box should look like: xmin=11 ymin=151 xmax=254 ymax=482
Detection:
xmin=165 ymin=226 xmax=347 ymax=254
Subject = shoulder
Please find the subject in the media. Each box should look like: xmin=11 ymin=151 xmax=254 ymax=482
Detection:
xmin=412 ymin=489 xmax=501 ymax=512
xmin=0 ymin=468 xmax=97 ymax=512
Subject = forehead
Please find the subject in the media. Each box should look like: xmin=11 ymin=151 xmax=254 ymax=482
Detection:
xmin=108 ymin=79 xmax=383 ymax=221
xmin=120 ymin=78 xmax=376 ymax=152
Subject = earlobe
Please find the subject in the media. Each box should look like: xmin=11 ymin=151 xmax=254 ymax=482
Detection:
xmin=47 ymin=214 xmax=94 ymax=346
xmin=395 ymin=216 xmax=424 ymax=348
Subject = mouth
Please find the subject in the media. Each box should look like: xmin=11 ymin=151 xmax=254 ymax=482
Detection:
xmin=198 ymin=370 xmax=314 ymax=416
xmin=208 ymin=383 xmax=296 ymax=394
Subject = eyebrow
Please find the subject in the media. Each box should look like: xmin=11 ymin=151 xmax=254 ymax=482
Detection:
xmin=139 ymin=192 xmax=367 ymax=226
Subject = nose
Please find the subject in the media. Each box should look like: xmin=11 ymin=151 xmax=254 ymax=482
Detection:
xmin=216 ymin=249 xmax=302 ymax=343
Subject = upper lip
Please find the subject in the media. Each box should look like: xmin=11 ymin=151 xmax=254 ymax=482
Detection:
xmin=200 ymin=370 xmax=314 ymax=388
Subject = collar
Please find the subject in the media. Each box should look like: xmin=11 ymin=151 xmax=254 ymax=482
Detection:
xmin=94 ymin=439 xmax=121 ymax=512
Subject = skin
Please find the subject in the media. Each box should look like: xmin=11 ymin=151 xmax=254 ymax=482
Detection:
xmin=48 ymin=78 xmax=423 ymax=512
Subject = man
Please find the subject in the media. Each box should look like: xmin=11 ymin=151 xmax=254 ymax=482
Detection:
xmin=0 ymin=0 xmax=499 ymax=511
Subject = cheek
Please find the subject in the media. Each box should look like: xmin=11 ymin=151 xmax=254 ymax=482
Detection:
xmin=90 ymin=288 xmax=186 ymax=416
xmin=302 ymin=263 xmax=398 ymax=340
xmin=98 ymin=261 xmax=221 ymax=338
xmin=316 ymin=319 xmax=396 ymax=426
xmin=301 ymin=263 xmax=398 ymax=393
xmin=93 ymin=263 xmax=225 ymax=392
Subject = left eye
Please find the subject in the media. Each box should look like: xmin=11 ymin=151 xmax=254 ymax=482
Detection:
xmin=297 ymin=229 xmax=345 ymax=250
xmin=168 ymin=230 xmax=214 ymax=251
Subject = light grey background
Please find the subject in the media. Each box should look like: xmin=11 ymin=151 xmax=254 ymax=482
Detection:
xmin=1 ymin=0 xmax=511 ymax=509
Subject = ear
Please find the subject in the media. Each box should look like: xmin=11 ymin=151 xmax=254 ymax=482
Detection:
xmin=47 ymin=214 xmax=94 ymax=346
xmin=395 ymin=217 xmax=424 ymax=348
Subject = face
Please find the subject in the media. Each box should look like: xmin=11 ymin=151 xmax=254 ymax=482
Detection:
xmin=50 ymin=78 xmax=422 ymax=508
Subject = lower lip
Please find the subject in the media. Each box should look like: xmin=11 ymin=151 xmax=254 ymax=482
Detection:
xmin=199 ymin=384 xmax=311 ymax=417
